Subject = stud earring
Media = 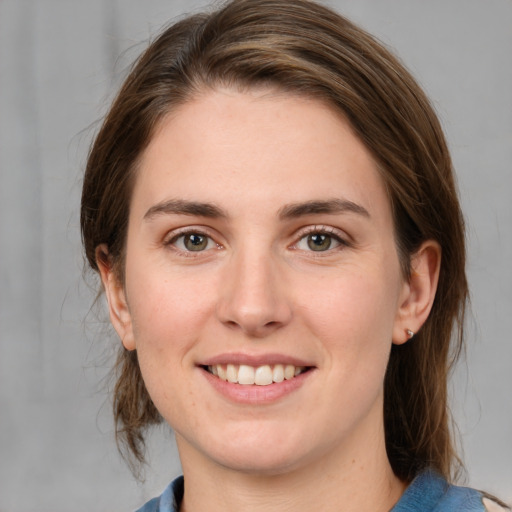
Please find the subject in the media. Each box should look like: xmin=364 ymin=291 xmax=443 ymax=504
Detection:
xmin=406 ymin=329 xmax=415 ymax=339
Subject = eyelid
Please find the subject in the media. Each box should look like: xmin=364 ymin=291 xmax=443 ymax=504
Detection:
xmin=163 ymin=226 xmax=223 ymax=252
xmin=291 ymin=224 xmax=350 ymax=251
xmin=162 ymin=224 xmax=350 ymax=253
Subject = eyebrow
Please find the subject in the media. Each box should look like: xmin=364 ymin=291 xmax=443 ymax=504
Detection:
xmin=143 ymin=199 xmax=228 ymax=221
xmin=143 ymin=198 xmax=370 ymax=222
xmin=278 ymin=199 xmax=370 ymax=219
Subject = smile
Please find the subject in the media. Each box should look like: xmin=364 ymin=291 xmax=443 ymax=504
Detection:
xmin=205 ymin=364 xmax=309 ymax=386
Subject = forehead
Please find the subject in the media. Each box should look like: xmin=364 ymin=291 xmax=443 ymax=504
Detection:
xmin=132 ymin=87 xmax=390 ymax=221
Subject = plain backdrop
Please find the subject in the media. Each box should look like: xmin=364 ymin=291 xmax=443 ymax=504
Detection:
xmin=0 ymin=1 xmax=511 ymax=510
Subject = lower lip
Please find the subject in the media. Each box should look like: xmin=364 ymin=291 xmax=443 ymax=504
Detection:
xmin=200 ymin=367 xmax=313 ymax=404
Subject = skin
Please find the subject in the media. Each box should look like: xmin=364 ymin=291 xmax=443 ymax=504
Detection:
xmin=99 ymin=88 xmax=440 ymax=512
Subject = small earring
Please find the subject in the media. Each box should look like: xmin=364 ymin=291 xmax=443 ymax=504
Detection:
xmin=406 ymin=329 xmax=415 ymax=339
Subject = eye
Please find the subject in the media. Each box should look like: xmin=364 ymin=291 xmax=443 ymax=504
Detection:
xmin=294 ymin=228 xmax=346 ymax=252
xmin=169 ymin=231 xmax=218 ymax=252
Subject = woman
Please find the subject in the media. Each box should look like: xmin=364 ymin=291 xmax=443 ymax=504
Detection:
xmin=80 ymin=0 xmax=508 ymax=510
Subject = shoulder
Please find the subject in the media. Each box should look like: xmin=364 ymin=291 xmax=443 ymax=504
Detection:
xmin=134 ymin=476 xmax=184 ymax=512
xmin=482 ymin=497 xmax=510 ymax=512
xmin=392 ymin=469 xmax=508 ymax=512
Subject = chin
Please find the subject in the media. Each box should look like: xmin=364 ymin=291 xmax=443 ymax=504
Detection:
xmin=199 ymin=427 xmax=325 ymax=477
xmin=214 ymin=448 xmax=308 ymax=476
xmin=175 ymin=422 xmax=313 ymax=476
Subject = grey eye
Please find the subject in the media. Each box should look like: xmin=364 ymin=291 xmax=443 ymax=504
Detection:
xmin=306 ymin=233 xmax=332 ymax=251
xmin=295 ymin=230 xmax=344 ymax=252
xmin=183 ymin=233 xmax=209 ymax=251
xmin=170 ymin=232 xmax=216 ymax=252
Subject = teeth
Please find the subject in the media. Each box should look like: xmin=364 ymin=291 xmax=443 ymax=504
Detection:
xmin=238 ymin=365 xmax=255 ymax=385
xmin=284 ymin=364 xmax=295 ymax=380
xmin=226 ymin=364 xmax=238 ymax=383
xmin=254 ymin=365 xmax=273 ymax=385
xmin=207 ymin=363 xmax=306 ymax=385
xmin=217 ymin=364 xmax=227 ymax=381
xmin=272 ymin=364 xmax=284 ymax=383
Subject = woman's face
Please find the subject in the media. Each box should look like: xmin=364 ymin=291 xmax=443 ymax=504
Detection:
xmin=106 ymin=88 xmax=413 ymax=475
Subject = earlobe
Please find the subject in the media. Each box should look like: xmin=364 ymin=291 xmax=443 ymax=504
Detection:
xmin=95 ymin=244 xmax=136 ymax=351
xmin=393 ymin=240 xmax=441 ymax=345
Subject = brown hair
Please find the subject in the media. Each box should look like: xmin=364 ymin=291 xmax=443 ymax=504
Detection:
xmin=81 ymin=0 xmax=467 ymax=482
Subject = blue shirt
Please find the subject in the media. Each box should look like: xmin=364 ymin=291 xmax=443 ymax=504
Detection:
xmin=135 ymin=469 xmax=487 ymax=511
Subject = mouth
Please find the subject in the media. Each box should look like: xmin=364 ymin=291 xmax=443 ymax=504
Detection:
xmin=202 ymin=363 xmax=311 ymax=386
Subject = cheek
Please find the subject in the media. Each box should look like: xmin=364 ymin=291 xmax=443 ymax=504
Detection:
xmin=294 ymin=261 xmax=401 ymax=388
xmin=126 ymin=264 xmax=217 ymax=356
xmin=125 ymin=270 xmax=217 ymax=410
xmin=298 ymin=266 xmax=400 ymax=338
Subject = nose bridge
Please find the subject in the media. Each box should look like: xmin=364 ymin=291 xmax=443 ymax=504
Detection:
xmin=217 ymin=241 xmax=291 ymax=336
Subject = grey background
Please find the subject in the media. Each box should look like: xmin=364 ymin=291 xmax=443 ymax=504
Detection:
xmin=0 ymin=0 xmax=510 ymax=510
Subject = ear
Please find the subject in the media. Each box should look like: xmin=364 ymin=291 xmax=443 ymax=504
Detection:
xmin=96 ymin=244 xmax=136 ymax=351
xmin=392 ymin=240 xmax=441 ymax=345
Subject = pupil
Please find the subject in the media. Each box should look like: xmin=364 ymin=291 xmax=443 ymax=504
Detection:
xmin=185 ymin=234 xmax=207 ymax=251
xmin=308 ymin=233 xmax=331 ymax=251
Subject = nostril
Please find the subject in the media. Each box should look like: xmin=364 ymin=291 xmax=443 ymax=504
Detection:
xmin=215 ymin=283 xmax=293 ymax=336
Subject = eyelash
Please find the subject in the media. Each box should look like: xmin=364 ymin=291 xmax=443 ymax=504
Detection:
xmin=164 ymin=228 xmax=222 ymax=256
xmin=163 ymin=225 xmax=349 ymax=256
xmin=292 ymin=225 xmax=349 ymax=253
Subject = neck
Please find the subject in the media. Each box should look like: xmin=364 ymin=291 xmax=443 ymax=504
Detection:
xmin=176 ymin=414 xmax=406 ymax=512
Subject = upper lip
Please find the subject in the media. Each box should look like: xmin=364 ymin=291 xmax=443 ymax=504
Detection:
xmin=199 ymin=352 xmax=315 ymax=367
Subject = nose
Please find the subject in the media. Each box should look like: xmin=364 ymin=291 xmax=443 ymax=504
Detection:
xmin=216 ymin=248 xmax=292 ymax=338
